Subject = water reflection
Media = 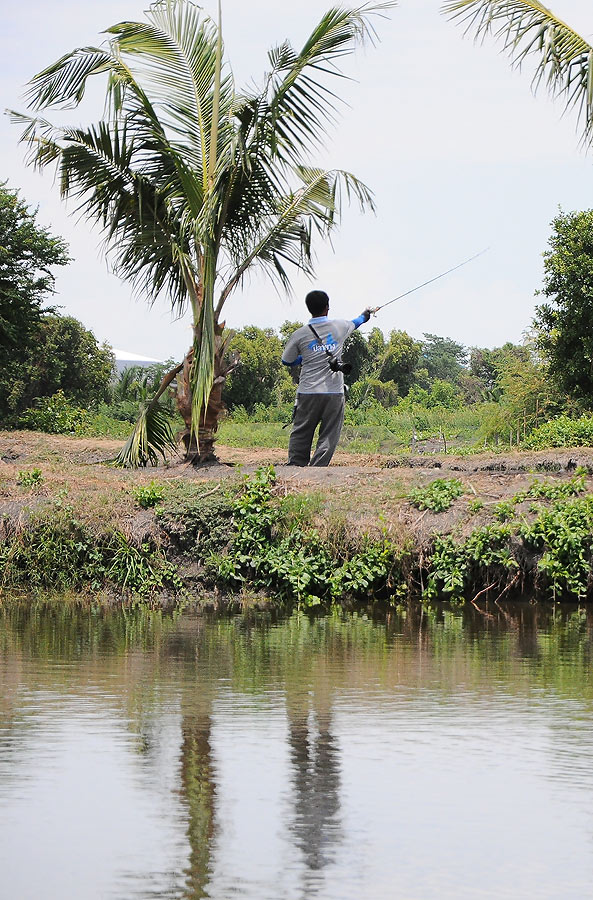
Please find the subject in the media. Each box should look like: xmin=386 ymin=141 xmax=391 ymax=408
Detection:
xmin=287 ymin=707 xmax=342 ymax=887
xmin=1 ymin=603 xmax=593 ymax=898
xmin=180 ymin=716 xmax=216 ymax=899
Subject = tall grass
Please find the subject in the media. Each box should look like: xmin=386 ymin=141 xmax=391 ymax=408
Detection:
xmin=218 ymin=403 xmax=488 ymax=455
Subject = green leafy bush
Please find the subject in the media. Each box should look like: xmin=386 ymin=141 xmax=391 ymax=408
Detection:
xmin=519 ymin=497 xmax=593 ymax=600
xmin=524 ymin=416 xmax=593 ymax=449
xmin=132 ymin=481 xmax=165 ymax=509
xmin=493 ymin=500 xmax=515 ymax=522
xmin=409 ymin=478 xmax=465 ymax=512
xmin=1 ymin=507 xmax=181 ymax=596
xmin=512 ymin=472 xmax=587 ymax=503
xmin=16 ymin=468 xmax=44 ymax=487
xmin=426 ymin=524 xmax=517 ymax=602
xmin=425 ymin=493 xmax=593 ymax=602
xmin=17 ymin=390 xmax=130 ymax=438
xmin=18 ymin=390 xmax=87 ymax=434
xmin=207 ymin=466 xmax=401 ymax=607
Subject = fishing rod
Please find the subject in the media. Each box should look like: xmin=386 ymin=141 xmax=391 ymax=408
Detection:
xmin=369 ymin=247 xmax=490 ymax=315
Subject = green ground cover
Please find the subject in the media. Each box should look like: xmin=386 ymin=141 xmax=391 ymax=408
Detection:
xmin=5 ymin=463 xmax=593 ymax=608
xmin=219 ymin=404 xmax=487 ymax=454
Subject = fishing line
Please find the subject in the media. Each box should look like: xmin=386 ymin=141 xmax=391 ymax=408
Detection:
xmin=370 ymin=247 xmax=490 ymax=315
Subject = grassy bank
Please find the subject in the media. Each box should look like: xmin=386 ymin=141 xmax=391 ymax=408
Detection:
xmin=3 ymin=432 xmax=593 ymax=608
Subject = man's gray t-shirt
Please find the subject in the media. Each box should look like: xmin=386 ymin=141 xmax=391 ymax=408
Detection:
xmin=282 ymin=317 xmax=355 ymax=394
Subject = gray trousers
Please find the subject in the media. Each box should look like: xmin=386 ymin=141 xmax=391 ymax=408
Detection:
xmin=287 ymin=393 xmax=345 ymax=467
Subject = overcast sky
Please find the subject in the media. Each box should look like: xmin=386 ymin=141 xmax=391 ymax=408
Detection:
xmin=3 ymin=0 xmax=593 ymax=360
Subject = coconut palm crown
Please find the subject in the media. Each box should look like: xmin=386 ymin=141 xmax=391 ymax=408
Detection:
xmin=443 ymin=1 xmax=593 ymax=149
xmin=14 ymin=0 xmax=393 ymax=464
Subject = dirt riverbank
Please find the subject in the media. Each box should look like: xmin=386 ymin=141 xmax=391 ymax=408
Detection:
xmin=1 ymin=430 xmax=591 ymax=539
xmin=2 ymin=431 xmax=593 ymax=606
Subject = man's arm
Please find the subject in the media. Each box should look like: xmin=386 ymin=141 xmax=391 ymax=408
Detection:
xmin=282 ymin=355 xmax=303 ymax=367
xmin=282 ymin=332 xmax=303 ymax=367
xmin=351 ymin=309 xmax=372 ymax=329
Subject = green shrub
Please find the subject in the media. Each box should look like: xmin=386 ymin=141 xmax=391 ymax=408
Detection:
xmin=1 ymin=507 xmax=181 ymax=596
xmin=18 ymin=390 xmax=87 ymax=434
xmin=512 ymin=472 xmax=587 ymax=504
xmin=17 ymin=390 xmax=132 ymax=438
xmin=132 ymin=481 xmax=165 ymax=509
xmin=524 ymin=415 xmax=593 ymax=449
xmin=493 ymin=500 xmax=515 ymax=522
xmin=519 ymin=497 xmax=593 ymax=600
xmin=409 ymin=478 xmax=465 ymax=513
xmin=426 ymin=524 xmax=517 ymax=602
xmin=208 ymin=466 xmax=402 ymax=607
xmin=17 ymin=468 xmax=44 ymax=487
xmin=425 ymin=493 xmax=593 ymax=602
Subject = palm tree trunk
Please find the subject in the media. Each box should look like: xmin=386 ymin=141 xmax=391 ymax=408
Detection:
xmin=176 ymin=322 xmax=238 ymax=465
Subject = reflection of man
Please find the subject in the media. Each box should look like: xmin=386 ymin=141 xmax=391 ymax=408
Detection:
xmin=282 ymin=290 xmax=370 ymax=466
xmin=288 ymin=710 xmax=342 ymax=878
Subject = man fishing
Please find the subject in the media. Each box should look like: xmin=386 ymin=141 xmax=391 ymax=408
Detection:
xmin=282 ymin=290 xmax=371 ymax=467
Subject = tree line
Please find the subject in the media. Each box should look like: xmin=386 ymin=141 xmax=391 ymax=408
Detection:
xmin=222 ymin=322 xmax=534 ymax=414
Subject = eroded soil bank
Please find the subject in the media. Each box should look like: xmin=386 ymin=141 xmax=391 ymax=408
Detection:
xmin=2 ymin=431 xmax=593 ymax=607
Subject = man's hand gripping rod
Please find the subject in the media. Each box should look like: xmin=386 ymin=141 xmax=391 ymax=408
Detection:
xmin=367 ymin=248 xmax=490 ymax=316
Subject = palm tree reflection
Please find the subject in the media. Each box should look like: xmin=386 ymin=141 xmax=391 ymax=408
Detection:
xmin=180 ymin=715 xmax=216 ymax=899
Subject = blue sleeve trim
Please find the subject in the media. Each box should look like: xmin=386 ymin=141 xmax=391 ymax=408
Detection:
xmin=352 ymin=314 xmax=365 ymax=328
xmin=282 ymin=355 xmax=302 ymax=367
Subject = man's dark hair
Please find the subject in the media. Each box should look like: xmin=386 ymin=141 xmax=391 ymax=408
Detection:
xmin=305 ymin=290 xmax=330 ymax=317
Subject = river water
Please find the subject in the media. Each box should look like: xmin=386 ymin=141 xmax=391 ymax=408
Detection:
xmin=2 ymin=602 xmax=593 ymax=899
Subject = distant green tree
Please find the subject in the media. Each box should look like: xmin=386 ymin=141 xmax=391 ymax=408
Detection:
xmin=428 ymin=379 xmax=462 ymax=409
xmin=379 ymin=330 xmax=421 ymax=396
xmin=279 ymin=321 xmax=304 ymax=342
xmin=15 ymin=314 xmax=114 ymax=413
xmin=480 ymin=345 xmax=556 ymax=443
xmin=404 ymin=379 xmax=461 ymax=410
xmin=420 ymin=333 xmax=468 ymax=383
xmin=535 ymin=209 xmax=593 ymax=401
xmin=223 ymin=326 xmax=288 ymax=411
xmin=366 ymin=327 xmax=386 ymax=363
xmin=349 ymin=376 xmax=399 ymax=408
xmin=457 ymin=371 xmax=486 ymax=404
xmin=470 ymin=343 xmax=529 ymax=400
xmin=0 ymin=184 xmax=69 ymax=419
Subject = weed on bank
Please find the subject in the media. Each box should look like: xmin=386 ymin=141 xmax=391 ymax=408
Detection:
xmin=4 ymin=467 xmax=593 ymax=607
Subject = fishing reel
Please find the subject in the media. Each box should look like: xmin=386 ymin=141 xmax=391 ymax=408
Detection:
xmin=328 ymin=357 xmax=352 ymax=375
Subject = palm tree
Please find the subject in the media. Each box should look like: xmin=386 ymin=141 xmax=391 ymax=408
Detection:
xmin=13 ymin=0 xmax=393 ymax=464
xmin=443 ymin=1 xmax=593 ymax=149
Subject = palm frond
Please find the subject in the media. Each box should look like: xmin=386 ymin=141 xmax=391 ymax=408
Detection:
xmin=112 ymin=399 xmax=178 ymax=468
xmin=189 ymin=246 xmax=217 ymax=438
xmin=443 ymin=0 xmax=593 ymax=147
xmin=107 ymin=0 xmax=235 ymax=186
xmin=216 ymin=166 xmax=374 ymax=310
xmin=259 ymin=3 xmax=396 ymax=166
xmin=14 ymin=107 xmax=197 ymax=312
xmin=25 ymin=47 xmax=112 ymax=110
